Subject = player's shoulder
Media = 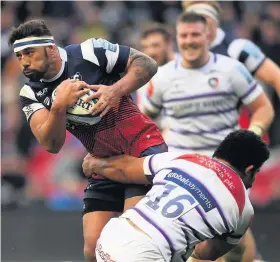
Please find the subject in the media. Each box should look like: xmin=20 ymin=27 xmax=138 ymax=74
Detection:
xmin=156 ymin=60 xmax=177 ymax=78
xmin=19 ymin=84 xmax=38 ymax=101
xmin=243 ymin=190 xmax=254 ymax=215
xmin=227 ymin=38 xmax=264 ymax=62
xmin=66 ymin=38 xmax=117 ymax=67
xmin=214 ymin=52 xmax=244 ymax=72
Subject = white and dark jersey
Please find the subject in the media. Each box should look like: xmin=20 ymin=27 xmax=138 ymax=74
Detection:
xmin=19 ymin=38 xmax=165 ymax=194
xmin=142 ymin=52 xmax=264 ymax=155
xmin=122 ymin=152 xmax=253 ymax=262
xmin=211 ymin=28 xmax=266 ymax=75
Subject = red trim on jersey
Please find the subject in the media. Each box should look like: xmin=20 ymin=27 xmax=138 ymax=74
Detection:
xmin=176 ymin=154 xmax=246 ymax=215
xmin=147 ymin=81 xmax=154 ymax=97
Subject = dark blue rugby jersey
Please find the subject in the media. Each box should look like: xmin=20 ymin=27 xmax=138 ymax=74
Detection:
xmin=19 ymin=38 xmax=164 ymax=157
xmin=210 ymin=28 xmax=266 ymax=75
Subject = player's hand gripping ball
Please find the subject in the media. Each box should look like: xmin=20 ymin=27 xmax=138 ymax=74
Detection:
xmin=52 ymin=89 xmax=101 ymax=125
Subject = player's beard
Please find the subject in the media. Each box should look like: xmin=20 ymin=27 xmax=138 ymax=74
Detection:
xmin=24 ymin=48 xmax=50 ymax=82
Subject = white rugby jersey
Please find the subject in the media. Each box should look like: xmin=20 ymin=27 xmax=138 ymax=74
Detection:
xmin=122 ymin=152 xmax=254 ymax=262
xmin=142 ymin=52 xmax=264 ymax=155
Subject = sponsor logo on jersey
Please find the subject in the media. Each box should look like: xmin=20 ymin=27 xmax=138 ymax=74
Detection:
xmin=208 ymin=77 xmax=219 ymax=88
xmin=44 ymin=97 xmax=51 ymax=106
xmin=36 ymin=87 xmax=48 ymax=97
xmin=23 ymin=105 xmax=34 ymax=118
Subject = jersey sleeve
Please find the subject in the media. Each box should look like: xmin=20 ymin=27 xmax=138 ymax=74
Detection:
xmin=80 ymin=38 xmax=130 ymax=74
xmin=141 ymin=69 xmax=167 ymax=115
xmin=19 ymin=85 xmax=45 ymax=122
xmin=227 ymin=39 xmax=266 ymax=75
xmin=230 ymin=63 xmax=263 ymax=105
xmin=143 ymin=152 xmax=182 ymax=182
xmin=225 ymin=197 xmax=254 ymax=245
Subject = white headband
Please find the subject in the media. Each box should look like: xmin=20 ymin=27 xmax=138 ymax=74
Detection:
xmin=13 ymin=36 xmax=55 ymax=53
xmin=186 ymin=3 xmax=219 ymax=23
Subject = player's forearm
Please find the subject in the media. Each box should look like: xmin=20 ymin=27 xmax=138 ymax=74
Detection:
xmin=192 ymin=240 xmax=229 ymax=261
xmin=115 ymin=49 xmax=158 ymax=95
xmin=37 ymin=104 xmax=67 ymax=153
xmin=249 ymin=104 xmax=274 ymax=136
xmin=83 ymin=155 xmax=148 ymax=184
xmin=84 ymin=155 xmax=134 ymax=183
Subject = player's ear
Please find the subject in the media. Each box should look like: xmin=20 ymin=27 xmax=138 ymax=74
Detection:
xmin=245 ymin=165 xmax=254 ymax=176
xmin=205 ymin=25 xmax=211 ymax=43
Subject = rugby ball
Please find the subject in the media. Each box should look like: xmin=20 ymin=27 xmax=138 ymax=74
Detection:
xmin=52 ymin=89 xmax=102 ymax=125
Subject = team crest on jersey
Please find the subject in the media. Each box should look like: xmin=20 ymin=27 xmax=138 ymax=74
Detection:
xmin=71 ymin=72 xmax=82 ymax=80
xmin=208 ymin=77 xmax=219 ymax=89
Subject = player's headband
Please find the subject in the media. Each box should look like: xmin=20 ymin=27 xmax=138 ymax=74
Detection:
xmin=13 ymin=36 xmax=55 ymax=53
xmin=185 ymin=3 xmax=219 ymax=23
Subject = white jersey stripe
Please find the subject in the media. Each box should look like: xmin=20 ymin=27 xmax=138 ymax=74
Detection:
xmin=81 ymin=39 xmax=100 ymax=66
xmin=195 ymin=206 xmax=218 ymax=236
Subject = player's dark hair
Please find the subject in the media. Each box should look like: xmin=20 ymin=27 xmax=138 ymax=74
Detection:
xmin=213 ymin=130 xmax=270 ymax=172
xmin=177 ymin=12 xmax=207 ymax=25
xmin=140 ymin=24 xmax=172 ymax=42
xmin=8 ymin=20 xmax=52 ymax=46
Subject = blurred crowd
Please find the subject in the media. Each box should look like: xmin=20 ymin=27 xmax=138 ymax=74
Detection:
xmin=1 ymin=1 xmax=280 ymax=210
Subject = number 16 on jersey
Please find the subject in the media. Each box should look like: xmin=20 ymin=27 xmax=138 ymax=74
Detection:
xmin=145 ymin=183 xmax=199 ymax=220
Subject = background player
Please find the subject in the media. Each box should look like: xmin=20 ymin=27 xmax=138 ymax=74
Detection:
xmin=136 ymin=24 xmax=175 ymax=131
xmin=182 ymin=0 xmax=280 ymax=98
xmin=82 ymin=130 xmax=270 ymax=262
xmin=9 ymin=19 xmax=167 ymax=262
xmin=141 ymin=13 xmax=273 ymax=155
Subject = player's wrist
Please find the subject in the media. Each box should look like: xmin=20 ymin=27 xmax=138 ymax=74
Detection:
xmin=111 ymin=81 xmax=124 ymax=97
xmin=190 ymin=250 xmax=203 ymax=260
xmin=51 ymin=101 xmax=68 ymax=112
xmin=248 ymin=123 xmax=265 ymax=136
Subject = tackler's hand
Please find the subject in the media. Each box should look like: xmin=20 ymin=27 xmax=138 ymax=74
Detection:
xmin=82 ymin=153 xmax=107 ymax=178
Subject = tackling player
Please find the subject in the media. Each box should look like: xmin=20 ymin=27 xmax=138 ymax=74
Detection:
xmin=141 ymin=12 xmax=274 ymax=262
xmin=82 ymin=130 xmax=270 ymax=262
xmin=9 ymin=20 xmax=167 ymax=262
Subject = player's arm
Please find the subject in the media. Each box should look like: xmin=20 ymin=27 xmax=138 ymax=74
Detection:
xmin=230 ymin=64 xmax=274 ymax=136
xmin=190 ymin=238 xmax=236 ymax=261
xmin=117 ymin=47 xmax=158 ymax=95
xmin=140 ymin=67 xmax=168 ymax=119
xmin=21 ymin=80 xmax=89 ymax=153
xmin=228 ymin=38 xmax=280 ymax=98
xmin=255 ymin=59 xmax=280 ymax=98
xmin=82 ymin=154 xmax=149 ymax=184
xmin=81 ymin=38 xmax=157 ymax=116
xmin=83 ymin=152 xmax=180 ymax=183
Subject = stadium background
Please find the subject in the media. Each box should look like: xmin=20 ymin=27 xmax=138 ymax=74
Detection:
xmin=1 ymin=1 xmax=280 ymax=261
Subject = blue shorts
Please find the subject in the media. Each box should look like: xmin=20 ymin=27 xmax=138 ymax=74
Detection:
xmin=83 ymin=143 xmax=168 ymax=214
